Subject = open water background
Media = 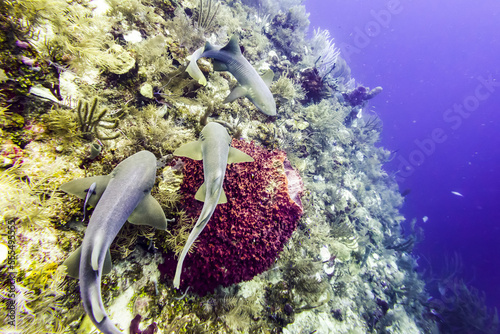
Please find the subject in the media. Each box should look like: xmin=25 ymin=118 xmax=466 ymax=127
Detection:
xmin=305 ymin=0 xmax=500 ymax=310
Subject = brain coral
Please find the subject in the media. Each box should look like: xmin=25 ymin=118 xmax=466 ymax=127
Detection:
xmin=160 ymin=139 xmax=303 ymax=295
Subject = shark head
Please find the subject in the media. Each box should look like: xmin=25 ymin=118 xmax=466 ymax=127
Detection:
xmin=248 ymin=91 xmax=277 ymax=116
xmin=200 ymin=122 xmax=232 ymax=143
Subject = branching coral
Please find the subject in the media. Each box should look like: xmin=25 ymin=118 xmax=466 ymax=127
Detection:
xmin=429 ymin=279 xmax=499 ymax=334
xmin=75 ymin=97 xmax=120 ymax=141
xmin=162 ymin=210 xmax=197 ymax=257
xmin=196 ymin=0 xmax=221 ymax=30
xmin=12 ymin=0 xmax=136 ymax=75
xmin=0 ymin=0 xmax=434 ymax=332
xmin=271 ymin=72 xmax=305 ymax=105
xmin=264 ymin=5 xmax=310 ymax=62
xmin=0 ymin=165 xmax=52 ymax=230
xmin=43 ymin=97 xmax=121 ymax=142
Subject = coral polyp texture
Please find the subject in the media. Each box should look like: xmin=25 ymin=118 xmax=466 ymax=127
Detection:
xmin=161 ymin=139 xmax=303 ymax=295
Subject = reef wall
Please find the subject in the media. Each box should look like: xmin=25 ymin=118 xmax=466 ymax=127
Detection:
xmin=0 ymin=0 xmax=437 ymax=333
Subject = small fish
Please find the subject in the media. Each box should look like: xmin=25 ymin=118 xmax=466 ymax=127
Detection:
xmin=422 ymin=216 xmax=429 ymax=223
xmin=451 ymin=191 xmax=464 ymax=197
xmin=401 ymin=188 xmax=411 ymax=197
xmin=82 ymin=182 xmax=97 ymax=222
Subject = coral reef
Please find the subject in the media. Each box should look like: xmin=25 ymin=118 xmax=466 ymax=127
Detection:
xmin=343 ymin=85 xmax=384 ymax=107
xmin=428 ymin=278 xmax=499 ymax=334
xmin=0 ymin=0 xmax=440 ymax=333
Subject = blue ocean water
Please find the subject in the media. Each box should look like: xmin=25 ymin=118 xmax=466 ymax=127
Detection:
xmin=305 ymin=0 xmax=500 ymax=311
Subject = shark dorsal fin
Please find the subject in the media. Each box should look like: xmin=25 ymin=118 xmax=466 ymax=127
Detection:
xmin=228 ymin=147 xmax=254 ymax=163
xmin=221 ymin=35 xmax=242 ymax=56
xmin=218 ymin=188 xmax=227 ymax=204
xmin=103 ymin=249 xmax=112 ymax=275
xmin=62 ymin=246 xmax=82 ymax=278
xmin=173 ymin=141 xmax=203 ymax=160
xmin=204 ymin=41 xmax=215 ymax=52
xmin=62 ymin=246 xmax=112 ymax=279
xmin=194 ymin=182 xmax=206 ymax=202
xmin=261 ymin=69 xmax=274 ymax=87
xmin=194 ymin=182 xmax=227 ymax=204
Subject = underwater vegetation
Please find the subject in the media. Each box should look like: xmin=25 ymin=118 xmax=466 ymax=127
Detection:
xmin=428 ymin=278 xmax=499 ymax=334
xmin=424 ymin=254 xmax=499 ymax=334
xmin=0 ymin=0 xmax=449 ymax=332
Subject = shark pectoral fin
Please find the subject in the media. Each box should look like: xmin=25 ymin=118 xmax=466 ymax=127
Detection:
xmin=186 ymin=46 xmax=207 ymax=86
xmin=194 ymin=182 xmax=206 ymax=202
xmin=228 ymin=147 xmax=254 ymax=163
xmin=213 ymin=60 xmax=228 ymax=71
xmin=173 ymin=141 xmax=203 ymax=160
xmin=261 ymin=69 xmax=275 ymax=87
xmin=224 ymin=86 xmax=247 ymax=103
xmin=103 ymin=249 xmax=112 ymax=275
xmin=218 ymin=188 xmax=227 ymax=204
xmin=90 ymin=290 xmax=105 ymax=323
xmin=128 ymin=194 xmax=169 ymax=230
xmin=62 ymin=246 xmax=82 ymax=279
xmin=221 ymin=35 xmax=242 ymax=56
xmin=60 ymin=175 xmax=110 ymax=207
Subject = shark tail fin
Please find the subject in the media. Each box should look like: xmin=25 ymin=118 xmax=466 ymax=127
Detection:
xmin=186 ymin=46 xmax=207 ymax=85
xmin=228 ymin=147 xmax=254 ymax=163
xmin=221 ymin=35 xmax=242 ymax=56
xmin=173 ymin=204 xmax=216 ymax=289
